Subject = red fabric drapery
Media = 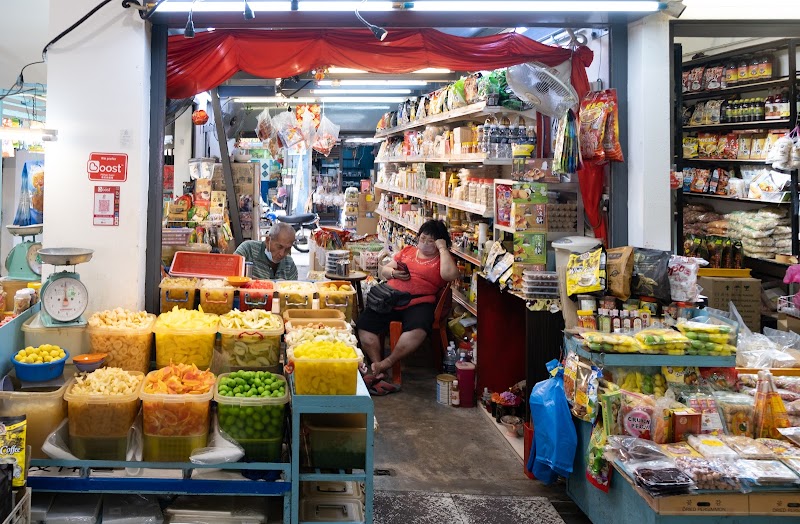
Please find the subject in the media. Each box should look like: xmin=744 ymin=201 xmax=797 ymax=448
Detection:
xmin=166 ymin=28 xmax=593 ymax=99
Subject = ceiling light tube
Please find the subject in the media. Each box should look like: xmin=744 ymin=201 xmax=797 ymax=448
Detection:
xmin=232 ymin=96 xmax=317 ymax=103
xmin=320 ymin=96 xmax=406 ymax=103
xmin=317 ymin=80 xmax=428 ymax=86
xmin=0 ymin=128 xmax=58 ymax=142
xmin=412 ymin=68 xmax=451 ymax=74
xmin=310 ymin=89 xmax=412 ymax=95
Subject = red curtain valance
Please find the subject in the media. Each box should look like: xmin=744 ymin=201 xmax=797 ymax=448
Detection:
xmin=166 ymin=28 xmax=593 ymax=99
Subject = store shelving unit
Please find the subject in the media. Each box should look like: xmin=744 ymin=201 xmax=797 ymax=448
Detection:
xmin=452 ymin=288 xmax=478 ymax=315
xmin=674 ymin=38 xmax=800 ymax=276
xmin=290 ymin=374 xmax=374 ymax=524
xmin=374 ymin=208 xmax=421 ymax=233
xmin=374 ymin=182 xmax=493 ymax=218
xmin=572 ymin=344 xmax=736 ymax=368
xmin=451 ymin=248 xmax=482 ymax=266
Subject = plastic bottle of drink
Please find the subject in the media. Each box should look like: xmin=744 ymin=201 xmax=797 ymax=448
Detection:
xmin=450 ymin=380 xmax=460 ymax=407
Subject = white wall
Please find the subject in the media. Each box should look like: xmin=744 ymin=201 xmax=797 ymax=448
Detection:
xmin=0 ymin=0 xmax=49 ymax=87
xmin=680 ymin=0 xmax=800 ymax=20
xmin=626 ymin=12 xmax=673 ymax=250
xmin=173 ymin=109 xmax=192 ymax=196
xmin=44 ymin=0 xmax=150 ymax=312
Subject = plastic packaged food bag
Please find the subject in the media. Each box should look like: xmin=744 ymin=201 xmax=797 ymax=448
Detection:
xmin=713 ymin=391 xmax=755 ymax=437
xmin=632 ymin=248 xmax=672 ymax=302
xmin=606 ymin=436 xmax=669 ymax=462
xmin=667 ymin=256 xmax=707 ymax=302
xmin=190 ymin=412 xmax=244 ymax=466
xmin=312 ymin=115 xmax=340 ymax=157
xmin=687 ymin=434 xmax=738 ymax=459
xmin=719 ymin=435 xmax=775 ymax=459
xmin=737 ymin=459 xmax=800 ymax=486
xmin=579 ymin=91 xmax=610 ymax=162
xmin=628 ymin=459 xmax=695 ymax=497
xmin=619 ymin=391 xmax=656 ymax=440
xmin=0 ymin=415 xmax=26 ymax=487
xmin=674 ymin=456 xmax=748 ymax=491
xmin=255 ymin=109 xmax=275 ymax=142
xmin=752 ymin=369 xmax=791 ymax=439
xmin=586 ymin=417 xmax=611 ymax=492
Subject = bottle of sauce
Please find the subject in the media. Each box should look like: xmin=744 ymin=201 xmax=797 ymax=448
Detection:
xmin=759 ymin=54 xmax=772 ymax=80
xmin=720 ymin=100 xmax=729 ymax=123
xmin=611 ymin=310 xmax=621 ymax=332
xmin=749 ymin=55 xmax=760 ymax=81
xmin=450 ymin=380 xmax=460 ymax=407
xmin=725 ymin=61 xmax=738 ymax=85
xmin=738 ymin=57 xmax=750 ymax=83
xmin=632 ymin=311 xmax=643 ymax=331
xmin=779 ymin=89 xmax=791 ymax=119
xmin=756 ymin=98 xmax=765 ymax=121
xmin=621 ymin=310 xmax=632 ymax=331
xmin=765 ymin=91 xmax=775 ymax=120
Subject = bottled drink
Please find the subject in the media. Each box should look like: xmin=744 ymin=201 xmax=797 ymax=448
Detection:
xmin=738 ymin=57 xmax=750 ymax=83
xmin=755 ymin=98 xmax=765 ymax=121
xmin=749 ymin=56 xmax=760 ymax=81
xmin=451 ymin=380 xmax=460 ymax=407
xmin=725 ymin=61 xmax=738 ymax=85
xmin=765 ymin=91 xmax=776 ymax=120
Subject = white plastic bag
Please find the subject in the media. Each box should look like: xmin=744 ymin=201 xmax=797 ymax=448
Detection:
xmin=312 ymin=115 xmax=340 ymax=157
xmin=42 ymin=413 xmax=142 ymax=462
xmin=667 ymin=256 xmax=707 ymax=302
xmin=189 ymin=412 xmax=244 ymax=466
xmin=255 ymin=108 xmax=275 ymax=142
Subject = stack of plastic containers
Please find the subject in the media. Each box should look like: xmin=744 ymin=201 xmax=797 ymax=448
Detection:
xmin=276 ymin=281 xmax=316 ymax=313
xmin=0 ymin=380 xmax=67 ymax=459
xmin=521 ymin=270 xmax=560 ymax=299
xmin=198 ymin=279 xmax=235 ymax=315
xmin=218 ymin=313 xmax=284 ymax=371
xmin=85 ymin=313 xmax=156 ymax=374
xmin=315 ymin=281 xmax=357 ymax=322
xmin=158 ymin=277 xmax=198 ymax=313
xmin=239 ymin=280 xmax=275 ymax=312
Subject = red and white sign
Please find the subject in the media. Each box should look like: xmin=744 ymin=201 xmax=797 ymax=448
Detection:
xmin=87 ymin=152 xmax=128 ymax=182
xmin=93 ymin=186 xmax=120 ymax=226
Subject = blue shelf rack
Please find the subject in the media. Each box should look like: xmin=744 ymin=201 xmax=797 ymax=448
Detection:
xmin=290 ymin=373 xmax=374 ymax=524
xmin=28 ymin=459 xmax=292 ymax=522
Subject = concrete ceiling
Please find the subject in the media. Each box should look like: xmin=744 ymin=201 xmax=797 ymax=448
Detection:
xmin=0 ymin=0 xmax=49 ymax=88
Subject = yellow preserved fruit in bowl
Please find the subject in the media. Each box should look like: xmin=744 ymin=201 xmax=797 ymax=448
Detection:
xmin=87 ymin=308 xmax=156 ymax=374
xmin=219 ymin=310 xmax=284 ymax=368
xmin=315 ymin=281 xmax=356 ymax=322
xmin=292 ymin=341 xmax=360 ymax=395
xmin=154 ymin=307 xmax=219 ymax=368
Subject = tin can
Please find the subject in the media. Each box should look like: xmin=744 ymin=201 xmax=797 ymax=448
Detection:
xmin=436 ymin=374 xmax=456 ymax=405
xmin=244 ymin=262 xmax=253 ymax=278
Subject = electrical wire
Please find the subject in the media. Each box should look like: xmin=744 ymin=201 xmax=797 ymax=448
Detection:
xmin=281 ymin=80 xmax=313 ymax=99
xmin=1 ymin=0 xmax=114 ymax=101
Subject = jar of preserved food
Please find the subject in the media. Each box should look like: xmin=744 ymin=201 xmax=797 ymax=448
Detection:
xmin=725 ymin=61 xmax=738 ymax=85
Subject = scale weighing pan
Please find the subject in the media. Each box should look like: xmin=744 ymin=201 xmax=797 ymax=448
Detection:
xmin=6 ymin=224 xmax=43 ymax=236
xmin=38 ymin=248 xmax=94 ymax=266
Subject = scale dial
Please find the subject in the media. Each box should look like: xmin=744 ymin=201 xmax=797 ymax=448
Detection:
xmin=42 ymin=276 xmax=88 ymax=322
xmin=27 ymin=243 xmax=42 ymax=275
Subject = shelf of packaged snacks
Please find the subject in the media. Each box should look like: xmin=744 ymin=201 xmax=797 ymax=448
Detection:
xmin=743 ymin=255 xmax=792 ymax=280
xmin=494 ymin=223 xmax=515 ymax=234
xmin=374 ymin=154 xmax=500 ymax=165
xmin=571 ymin=342 xmax=736 ymax=368
xmin=374 ymin=208 xmax=421 ymax=233
xmin=451 ymin=247 xmax=482 ymax=266
xmin=374 ymin=182 xmax=493 ymax=217
xmin=683 ymin=158 xmax=770 ymax=165
xmin=682 ymin=119 xmax=791 ymax=132
xmin=374 ymin=101 xmax=536 ymax=138
xmin=682 ymin=76 xmax=796 ymax=101
xmin=682 ymin=191 xmax=790 ymax=205
xmin=452 ymin=289 xmax=478 ymax=315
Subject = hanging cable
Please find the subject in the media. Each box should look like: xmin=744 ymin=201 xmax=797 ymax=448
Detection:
xmin=355 ymin=0 xmax=388 ymax=41
xmin=184 ymin=0 xmax=196 ymax=38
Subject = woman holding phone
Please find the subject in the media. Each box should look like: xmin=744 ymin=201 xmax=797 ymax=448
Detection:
xmin=357 ymin=220 xmax=459 ymax=394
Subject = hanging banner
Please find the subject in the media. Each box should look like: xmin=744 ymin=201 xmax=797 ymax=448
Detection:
xmin=93 ymin=185 xmax=120 ymax=226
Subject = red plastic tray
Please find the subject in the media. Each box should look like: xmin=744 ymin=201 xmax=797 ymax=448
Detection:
xmin=169 ymin=252 xmax=245 ymax=279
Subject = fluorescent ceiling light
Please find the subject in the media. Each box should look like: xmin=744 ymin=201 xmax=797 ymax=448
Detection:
xmin=156 ymin=1 xmax=662 ymax=12
xmin=328 ymin=67 xmax=449 ymax=75
xmin=412 ymin=68 xmax=451 ymax=74
xmin=0 ymin=127 xmax=57 ymax=142
xmin=344 ymin=137 xmax=384 ymax=143
xmin=310 ymin=89 xmax=412 ymax=95
xmin=233 ymin=96 xmax=317 ymax=103
xmin=317 ymin=80 xmax=427 ymax=86
xmin=320 ymin=97 xmax=407 ymax=103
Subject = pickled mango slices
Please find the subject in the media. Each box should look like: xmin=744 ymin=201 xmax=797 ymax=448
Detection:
xmin=143 ymin=363 xmax=216 ymax=395
xmin=582 ymin=332 xmax=638 ymax=354
xmin=155 ymin=308 xmax=219 ymax=367
xmin=292 ymin=341 xmax=359 ymax=395
xmin=635 ymin=328 xmax=691 ymax=355
xmin=219 ymin=310 xmax=283 ymax=331
xmin=156 ymin=307 xmax=218 ymax=329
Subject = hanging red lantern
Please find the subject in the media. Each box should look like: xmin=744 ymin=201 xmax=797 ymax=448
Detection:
xmin=191 ymin=110 xmax=209 ymax=125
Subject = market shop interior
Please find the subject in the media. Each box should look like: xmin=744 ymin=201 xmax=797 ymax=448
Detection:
xmin=7 ymin=1 xmax=800 ymax=523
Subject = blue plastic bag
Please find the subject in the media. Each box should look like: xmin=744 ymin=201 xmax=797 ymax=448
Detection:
xmin=526 ymin=359 xmax=578 ymax=484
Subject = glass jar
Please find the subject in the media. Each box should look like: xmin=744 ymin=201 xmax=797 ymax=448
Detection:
xmin=13 ymin=290 xmax=30 ymax=316
xmin=738 ymin=57 xmax=750 ymax=83
xmin=760 ymin=54 xmax=773 ymax=79
xmin=577 ymin=310 xmax=597 ymax=330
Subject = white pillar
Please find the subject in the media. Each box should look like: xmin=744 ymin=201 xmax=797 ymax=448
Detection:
xmin=626 ymin=12 xmax=672 ymax=250
xmin=173 ymin=109 xmax=193 ymax=196
xmin=44 ymin=1 xmax=151 ymax=312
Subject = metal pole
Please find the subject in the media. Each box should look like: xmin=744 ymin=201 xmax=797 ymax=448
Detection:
xmin=608 ymin=20 xmax=628 ymax=247
xmin=210 ymin=88 xmax=244 ymax=246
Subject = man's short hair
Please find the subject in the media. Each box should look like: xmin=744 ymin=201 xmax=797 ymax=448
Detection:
xmin=269 ymin=222 xmax=296 ymax=240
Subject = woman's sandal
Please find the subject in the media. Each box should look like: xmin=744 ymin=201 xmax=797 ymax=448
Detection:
xmin=368 ymin=380 xmax=401 ymax=396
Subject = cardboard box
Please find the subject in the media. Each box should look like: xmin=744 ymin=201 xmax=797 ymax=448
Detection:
xmin=358 ymin=193 xmax=378 ymax=217
xmin=697 ymin=276 xmax=761 ymax=332
xmin=511 ymin=158 xmax=560 ymax=183
xmin=356 ymin=216 xmax=378 ymax=236
xmin=168 ymin=201 xmax=189 ymax=222
xmin=513 ymin=202 xmax=547 ymax=232
xmin=453 ymin=126 xmax=474 ymax=145
xmin=749 ymin=493 xmax=800 ymax=516
xmin=512 ymin=233 xmax=546 ymax=265
xmin=629 ymin=476 xmax=749 ymax=516
xmin=672 ymin=409 xmax=701 ymax=442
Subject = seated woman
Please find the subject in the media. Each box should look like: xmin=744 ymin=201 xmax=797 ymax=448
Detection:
xmin=357 ymin=220 xmax=459 ymax=392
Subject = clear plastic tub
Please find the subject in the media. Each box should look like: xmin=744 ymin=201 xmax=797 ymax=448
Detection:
xmin=46 ymin=493 xmax=102 ymax=524
xmin=159 ymin=277 xmax=198 ymax=313
xmin=299 ymin=497 xmax=365 ymax=523
xmin=63 ymin=373 xmax=144 ymax=460
xmin=199 ymin=284 xmax=236 ymax=316
xmin=302 ymin=413 xmax=367 ymax=469
xmin=239 ymin=280 xmax=275 ymax=312
xmin=0 ymin=380 xmax=67 ymax=459
xmin=301 ymin=481 xmax=365 ymax=500
xmin=218 ymin=319 xmax=284 ymax=370
xmin=85 ymin=314 xmax=155 ymax=374
xmin=282 ymin=309 xmax=345 ymax=323
xmin=315 ymin=281 xmax=357 ymax=322
xmin=21 ymin=312 xmax=88 ymax=362
xmin=215 ymin=373 xmax=288 ymax=461
xmin=276 ymin=281 xmax=316 ymax=313
xmin=153 ymin=315 xmax=218 ymax=369
xmin=140 ymin=385 xmax=213 ymax=462
xmin=293 ymin=348 xmax=361 ymax=395
xmin=285 ymin=319 xmax=352 ymax=333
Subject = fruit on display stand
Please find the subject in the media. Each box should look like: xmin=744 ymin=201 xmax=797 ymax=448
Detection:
xmin=219 ymin=310 xmax=284 ymax=368
xmin=142 ymin=364 xmax=215 ymax=438
xmin=142 ymin=363 xmax=216 ymax=395
xmin=292 ymin=341 xmax=360 ymax=395
xmin=676 ymin=321 xmax=736 ymax=356
xmin=285 ymin=326 xmax=358 ymax=350
xmin=87 ymin=308 xmax=156 ymax=374
xmin=199 ymin=279 xmax=235 ymax=315
xmin=277 ymin=281 xmax=315 ymax=311
xmin=65 ymin=368 xmax=144 ymax=442
xmin=158 ymin=277 xmax=199 ymax=314
xmin=217 ymin=370 xmax=286 ymax=399
xmin=609 ymin=368 xmax=667 ymax=397
xmin=14 ymin=344 xmax=65 ymax=363
xmin=153 ymin=307 xmax=219 ymax=368
xmin=582 ymin=332 xmax=639 ymax=353
xmin=634 ymin=329 xmax=691 ymax=355
xmin=316 ymin=281 xmax=356 ymax=321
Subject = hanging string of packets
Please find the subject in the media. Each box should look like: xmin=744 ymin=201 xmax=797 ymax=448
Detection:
xmin=553 ymin=109 xmax=581 ymax=176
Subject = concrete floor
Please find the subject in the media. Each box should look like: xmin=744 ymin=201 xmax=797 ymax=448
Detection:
xmin=372 ymin=360 xmax=591 ymax=524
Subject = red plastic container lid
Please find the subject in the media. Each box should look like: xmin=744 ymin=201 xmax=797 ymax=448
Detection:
xmin=169 ymin=252 xmax=245 ymax=279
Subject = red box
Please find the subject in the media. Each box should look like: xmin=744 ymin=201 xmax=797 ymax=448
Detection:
xmin=672 ymin=409 xmax=701 ymax=442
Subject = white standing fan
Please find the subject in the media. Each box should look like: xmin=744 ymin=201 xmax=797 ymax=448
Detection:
xmin=506 ymin=59 xmax=579 ymax=119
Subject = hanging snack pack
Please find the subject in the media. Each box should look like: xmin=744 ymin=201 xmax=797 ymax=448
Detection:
xmin=606 ymin=246 xmax=634 ymax=301
xmin=566 ymin=247 xmax=607 ymax=298
xmin=312 ymin=115 xmax=340 ymax=157
xmin=632 ymin=248 xmax=671 ymax=303
xmin=714 ymin=392 xmax=755 ymax=437
xmin=563 ymin=353 xmax=580 ymax=405
xmin=0 ymin=415 xmax=27 ymax=487
xmin=667 ymin=256 xmax=706 ymax=302
xmin=579 ymin=91 xmax=609 ymax=162
xmin=586 ymin=418 xmax=611 ymax=492
xmin=602 ymin=89 xmax=624 ymax=162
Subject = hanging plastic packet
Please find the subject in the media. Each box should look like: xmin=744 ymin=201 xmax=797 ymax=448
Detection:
xmin=753 ymin=369 xmax=791 ymax=439
xmin=566 ymin=246 xmax=607 ymax=297
xmin=313 ymin=115 xmax=340 ymax=157
xmin=602 ymin=89 xmax=624 ymax=162
xmin=579 ymin=91 xmax=609 ymax=162
xmin=563 ymin=352 xmax=580 ymax=405
xmin=667 ymin=256 xmax=708 ymax=302
xmin=0 ymin=415 xmax=27 ymax=487
xmin=585 ymin=415 xmax=611 ymax=492
xmin=13 ymin=161 xmax=43 ymax=227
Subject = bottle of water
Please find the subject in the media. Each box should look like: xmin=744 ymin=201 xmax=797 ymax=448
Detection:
xmin=444 ymin=343 xmax=457 ymax=374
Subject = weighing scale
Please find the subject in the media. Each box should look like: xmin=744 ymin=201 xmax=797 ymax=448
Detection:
xmin=37 ymin=248 xmax=94 ymax=328
xmin=4 ymin=225 xmax=43 ymax=280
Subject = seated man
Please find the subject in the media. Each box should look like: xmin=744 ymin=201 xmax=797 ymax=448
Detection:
xmin=356 ymin=220 xmax=459 ymax=393
xmin=234 ymin=222 xmax=298 ymax=280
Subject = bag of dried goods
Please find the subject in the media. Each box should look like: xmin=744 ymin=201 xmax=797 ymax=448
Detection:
xmin=586 ymin=418 xmax=612 ymax=492
xmin=312 ymin=115 xmax=340 ymax=157
xmin=660 ymin=441 xmax=703 ymax=459
xmin=629 ymin=459 xmax=695 ymax=497
xmin=687 ymin=434 xmax=738 ymax=459
xmin=582 ymin=332 xmax=638 ymax=353
xmin=737 ymin=459 xmax=800 ymax=486
xmin=713 ymin=391 xmax=755 ymax=437
xmin=635 ymin=328 xmax=691 ymax=355
xmin=632 ymin=249 xmax=671 ymax=302
xmin=676 ymin=321 xmax=736 ymax=356
xmin=718 ymin=435 xmax=775 ymax=459
xmin=579 ymin=91 xmax=609 ymax=161
xmin=619 ymin=391 xmax=656 ymax=440
xmin=606 ymin=246 xmax=634 ymax=301
xmin=674 ymin=457 xmax=746 ymax=491
xmin=563 ymin=352 xmax=580 ymax=405
xmin=602 ymin=89 xmax=624 ymax=162
xmin=667 ymin=256 xmax=707 ymax=302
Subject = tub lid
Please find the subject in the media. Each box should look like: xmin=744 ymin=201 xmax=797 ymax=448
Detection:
xmin=551 ymin=236 xmax=601 ymax=252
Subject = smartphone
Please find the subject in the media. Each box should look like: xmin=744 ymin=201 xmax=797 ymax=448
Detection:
xmin=395 ymin=261 xmax=409 ymax=273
